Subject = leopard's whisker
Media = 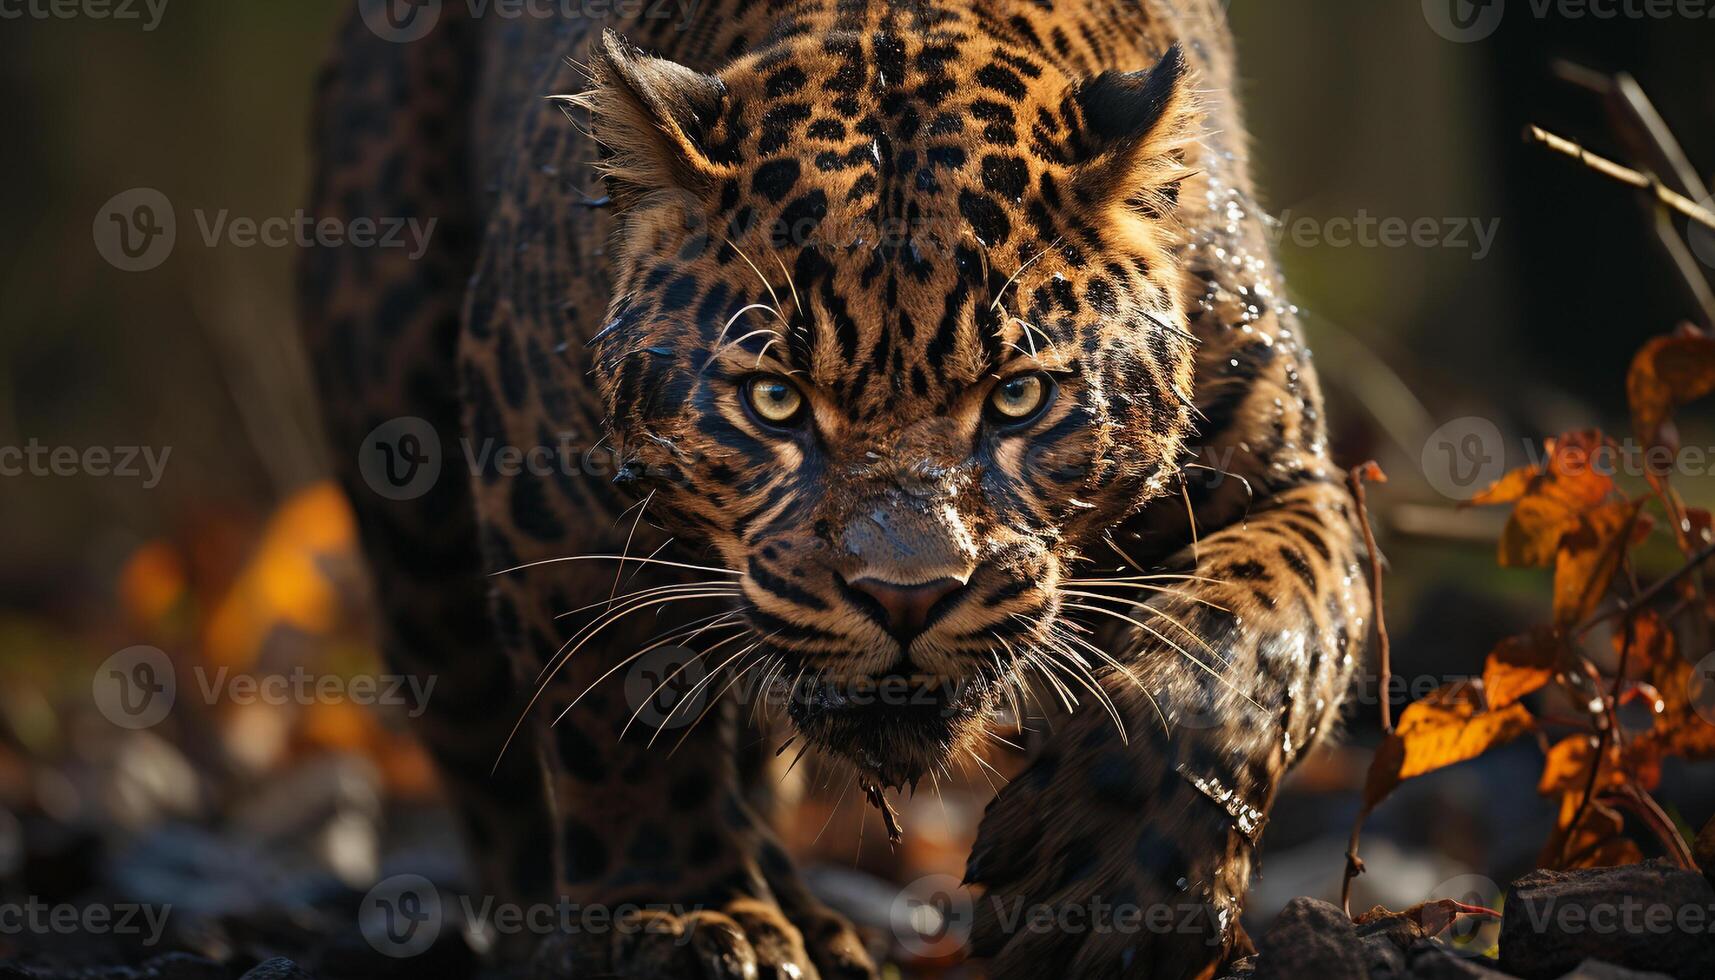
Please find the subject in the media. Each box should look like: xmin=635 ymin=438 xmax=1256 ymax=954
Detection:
xmin=703 ymin=326 xmax=787 ymax=375
xmin=812 ymin=776 xmax=854 ymax=846
xmin=1060 ymin=589 xmax=1230 ymax=655
xmin=962 ymin=744 xmax=1003 ymax=793
xmin=613 ymin=628 xmax=754 ymax=739
xmin=537 ymin=589 xmax=743 ymax=704
xmin=1062 ymin=602 xmax=1260 ymax=710
xmin=651 ymin=635 xmax=771 ymax=750
xmin=617 ymin=536 xmax=677 ymax=593
xmin=989 ymin=236 xmax=1060 ymax=315
xmin=666 ymin=640 xmax=777 ymax=756
xmin=506 ymin=607 xmax=745 ymax=762
xmin=1068 ymin=572 xmax=1226 ymax=586
xmin=1063 ymin=581 xmax=1229 ymax=613
xmin=768 ymin=250 xmax=803 ymax=318
xmin=555 ymin=582 xmax=742 ymax=621
xmin=1013 ymin=636 xmax=1079 ymax=713
xmin=751 ymin=654 xmax=791 ymax=726
xmin=1055 ymin=624 xmax=1169 ymax=736
xmin=1036 ymin=631 xmax=1128 ymax=744
xmin=723 ymin=236 xmax=787 ymax=321
xmin=493 ymin=554 xmax=741 ymax=577
xmin=606 ymin=489 xmax=656 ymax=611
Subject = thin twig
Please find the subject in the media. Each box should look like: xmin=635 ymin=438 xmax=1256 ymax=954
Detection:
xmin=1341 ymin=461 xmax=1391 ymax=918
xmin=1525 ymin=125 xmax=1715 ymax=233
xmin=1548 ymin=64 xmax=1715 ymax=327
xmin=1577 ymin=540 xmax=1715 ymax=636
xmin=1348 ymin=463 xmax=1394 ymax=734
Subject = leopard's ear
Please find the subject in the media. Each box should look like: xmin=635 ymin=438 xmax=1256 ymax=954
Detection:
xmin=1071 ymin=44 xmax=1200 ymax=215
xmin=561 ymin=29 xmax=728 ymax=206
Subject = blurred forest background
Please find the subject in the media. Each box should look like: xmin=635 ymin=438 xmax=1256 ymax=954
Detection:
xmin=2 ymin=0 xmax=1715 ymax=973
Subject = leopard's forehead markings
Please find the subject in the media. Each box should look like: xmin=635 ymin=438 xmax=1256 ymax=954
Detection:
xmin=655 ymin=29 xmax=1124 ymax=418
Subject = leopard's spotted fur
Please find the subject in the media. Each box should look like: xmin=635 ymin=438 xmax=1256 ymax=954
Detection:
xmin=301 ymin=1 xmax=1369 ymax=977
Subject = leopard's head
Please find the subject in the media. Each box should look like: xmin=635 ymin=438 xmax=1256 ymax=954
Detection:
xmin=573 ymin=28 xmax=1200 ymax=787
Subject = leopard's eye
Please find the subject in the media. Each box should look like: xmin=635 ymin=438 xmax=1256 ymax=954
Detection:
xmin=986 ymin=372 xmax=1054 ymax=426
xmin=744 ymin=375 xmax=806 ymax=427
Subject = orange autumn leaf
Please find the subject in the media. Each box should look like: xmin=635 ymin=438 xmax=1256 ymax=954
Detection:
xmin=1482 ymin=628 xmax=1560 ymax=709
xmin=1363 ymin=682 xmax=1534 ymax=809
xmin=204 ymin=482 xmax=359 ymax=668
xmin=1639 ymin=655 xmax=1715 ymax=761
xmin=1627 ymin=331 xmax=1715 ymax=446
xmin=1541 ymin=798 xmax=1643 ymax=870
xmin=1615 ymin=609 xmax=1676 ymax=674
xmin=1536 ymin=735 xmax=1626 ymax=797
xmin=1474 ymin=432 xmax=1615 ymax=568
xmin=1552 ymin=500 xmax=1644 ymax=626
xmin=119 ymin=539 xmax=189 ymax=626
xmin=1466 ymin=465 xmax=1538 ymax=507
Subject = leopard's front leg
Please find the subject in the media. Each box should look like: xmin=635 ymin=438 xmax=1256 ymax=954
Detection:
xmin=966 ymin=480 xmax=1368 ymax=979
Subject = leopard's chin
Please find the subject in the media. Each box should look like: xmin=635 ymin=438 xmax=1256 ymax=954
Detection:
xmin=783 ymin=670 xmax=999 ymax=789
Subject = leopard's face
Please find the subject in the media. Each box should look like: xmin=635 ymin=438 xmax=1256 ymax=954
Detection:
xmin=575 ymin=30 xmax=1200 ymax=787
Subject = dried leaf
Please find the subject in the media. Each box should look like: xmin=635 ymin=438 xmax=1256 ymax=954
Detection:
xmin=1640 ymin=656 xmax=1715 ymax=761
xmin=1615 ymin=609 xmax=1676 ymax=674
xmin=1467 ymin=465 xmax=1539 ymax=507
xmin=1483 ymin=629 xmax=1560 ymax=709
xmin=1364 ymin=683 xmax=1533 ymax=809
xmin=1537 ymin=735 xmax=1623 ymax=797
xmin=1489 ymin=432 xmax=1615 ymax=568
xmin=1539 ymin=798 xmax=1640 ymax=869
xmin=1552 ymin=500 xmax=1643 ymax=626
xmin=1354 ymin=899 xmax=1496 ymax=938
xmin=1351 ymin=460 xmax=1389 ymax=485
xmin=1628 ymin=333 xmax=1715 ymax=446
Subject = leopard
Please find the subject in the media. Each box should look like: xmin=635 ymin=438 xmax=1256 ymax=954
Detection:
xmin=298 ymin=0 xmax=1371 ymax=977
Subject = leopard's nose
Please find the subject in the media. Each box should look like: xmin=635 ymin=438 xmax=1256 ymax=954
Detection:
xmin=845 ymin=576 xmax=966 ymax=647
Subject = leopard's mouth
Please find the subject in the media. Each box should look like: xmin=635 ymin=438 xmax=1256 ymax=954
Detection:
xmin=782 ymin=669 xmax=1000 ymax=788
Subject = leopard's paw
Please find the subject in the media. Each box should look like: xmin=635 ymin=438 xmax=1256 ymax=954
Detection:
xmin=963 ymin=719 xmax=1252 ymax=979
xmin=531 ymin=897 xmax=874 ymax=980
